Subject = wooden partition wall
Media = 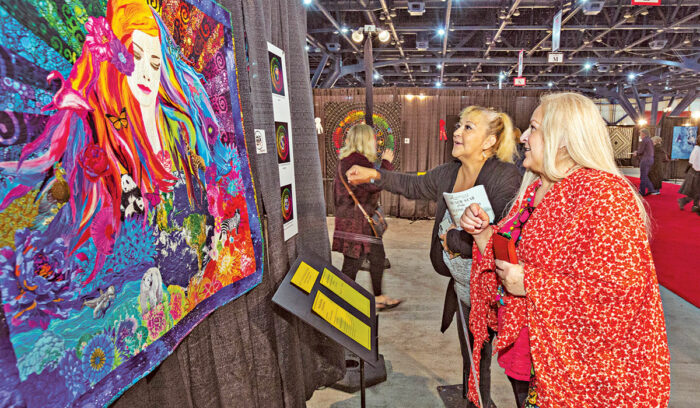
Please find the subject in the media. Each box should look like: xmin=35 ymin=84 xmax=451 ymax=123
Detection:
xmin=314 ymin=88 xmax=547 ymax=218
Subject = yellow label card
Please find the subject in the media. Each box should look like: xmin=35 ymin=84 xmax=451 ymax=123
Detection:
xmin=312 ymin=291 xmax=372 ymax=350
xmin=290 ymin=262 xmax=319 ymax=294
xmin=320 ymin=268 xmax=371 ymax=317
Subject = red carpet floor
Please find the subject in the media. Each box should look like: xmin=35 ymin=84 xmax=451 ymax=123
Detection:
xmin=628 ymin=177 xmax=700 ymax=308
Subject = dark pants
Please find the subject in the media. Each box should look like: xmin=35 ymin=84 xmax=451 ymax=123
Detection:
xmin=679 ymin=196 xmax=699 ymax=209
xmin=509 ymin=375 xmax=530 ymax=408
xmin=639 ymin=159 xmax=656 ymax=195
xmin=457 ymin=302 xmax=494 ymax=408
xmin=341 ymin=243 xmax=384 ymax=296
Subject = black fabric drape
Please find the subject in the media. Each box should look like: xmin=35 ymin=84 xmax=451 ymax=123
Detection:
xmin=112 ymin=1 xmax=343 ymax=407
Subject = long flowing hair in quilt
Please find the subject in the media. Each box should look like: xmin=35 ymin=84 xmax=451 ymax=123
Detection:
xmin=0 ymin=0 xmax=218 ymax=259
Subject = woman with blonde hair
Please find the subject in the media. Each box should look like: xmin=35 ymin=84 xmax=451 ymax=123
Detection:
xmin=461 ymin=93 xmax=670 ymax=407
xmin=347 ymin=106 xmax=522 ymax=408
xmin=333 ymin=123 xmax=401 ymax=310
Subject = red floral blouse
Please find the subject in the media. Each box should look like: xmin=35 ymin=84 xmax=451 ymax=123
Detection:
xmin=468 ymin=168 xmax=670 ymax=407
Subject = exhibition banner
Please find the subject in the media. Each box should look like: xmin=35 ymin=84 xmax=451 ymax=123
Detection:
xmin=0 ymin=0 xmax=264 ymax=406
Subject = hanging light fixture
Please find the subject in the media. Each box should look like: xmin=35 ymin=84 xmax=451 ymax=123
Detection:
xmin=351 ymin=28 xmax=364 ymax=43
xmin=377 ymin=29 xmax=391 ymax=43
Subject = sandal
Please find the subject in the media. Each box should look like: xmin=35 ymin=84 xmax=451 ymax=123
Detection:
xmin=375 ymin=297 xmax=402 ymax=312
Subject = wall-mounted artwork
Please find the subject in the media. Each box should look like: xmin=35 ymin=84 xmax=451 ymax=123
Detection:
xmin=607 ymin=126 xmax=634 ymax=159
xmin=0 ymin=0 xmax=263 ymax=407
xmin=323 ymin=102 xmax=402 ymax=178
xmin=281 ymin=184 xmax=294 ymax=223
xmin=269 ymin=51 xmax=285 ymax=97
xmin=275 ymin=121 xmax=291 ymax=164
xmin=671 ymin=126 xmax=698 ymax=160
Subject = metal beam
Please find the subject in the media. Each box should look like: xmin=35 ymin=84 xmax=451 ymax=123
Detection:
xmin=569 ymin=7 xmax=649 ymax=58
xmin=311 ymin=0 xmax=361 ymax=53
xmin=439 ymin=0 xmax=453 ymax=84
xmin=469 ymin=0 xmax=522 ymax=82
xmin=505 ymin=4 xmax=583 ymax=77
xmin=321 ymin=58 xmax=342 ymax=88
xmin=340 ymin=57 xmax=700 ymax=74
xmin=616 ymin=88 xmax=644 ymax=121
xmin=377 ymin=0 xmax=414 ymax=83
xmin=613 ymin=113 xmax=629 ymax=125
xmin=311 ymin=53 xmax=330 ymax=88
xmin=619 ymin=11 xmax=700 ymax=53
xmin=631 ymin=85 xmax=646 ymax=116
xmin=651 ymin=93 xmax=660 ymax=125
xmin=307 ymin=24 xmax=700 ymax=34
xmin=670 ymin=89 xmax=698 ymax=116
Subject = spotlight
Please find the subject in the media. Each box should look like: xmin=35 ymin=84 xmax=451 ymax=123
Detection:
xmin=637 ymin=118 xmax=648 ymax=126
xmin=499 ymin=72 xmax=506 ymax=80
xmin=548 ymin=82 xmax=554 ymax=87
xmin=584 ymin=62 xmax=592 ymax=70
xmin=437 ymin=28 xmax=446 ymax=37
xmin=377 ymin=29 xmax=391 ymax=43
xmin=692 ymin=111 xmax=700 ymax=119
xmin=305 ymin=45 xmax=310 ymax=51
xmin=303 ymin=0 xmax=312 ymax=5
xmin=340 ymin=26 xmax=349 ymax=34
xmin=627 ymin=72 xmax=636 ymax=81
xmin=374 ymin=72 xmax=381 ymax=80
xmin=436 ymin=81 xmax=443 ymax=88
xmin=418 ymin=93 xmax=426 ymax=100
xmin=437 ymin=63 xmax=443 ymax=69
xmin=406 ymin=94 xmax=414 ymax=101
xmin=351 ymin=29 xmax=364 ymax=43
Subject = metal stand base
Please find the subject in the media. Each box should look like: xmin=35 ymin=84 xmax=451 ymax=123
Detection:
xmin=329 ymin=351 xmax=387 ymax=393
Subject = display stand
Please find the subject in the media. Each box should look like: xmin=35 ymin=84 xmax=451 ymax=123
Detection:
xmin=272 ymin=250 xmax=380 ymax=407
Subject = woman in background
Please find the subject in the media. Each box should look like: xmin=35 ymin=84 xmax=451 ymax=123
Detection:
xmin=462 ymin=93 xmax=670 ymax=407
xmin=347 ymin=106 xmax=522 ymax=408
xmin=678 ymin=138 xmax=700 ymax=214
xmin=333 ymin=124 xmax=401 ymax=310
xmin=649 ymin=136 xmax=669 ymax=193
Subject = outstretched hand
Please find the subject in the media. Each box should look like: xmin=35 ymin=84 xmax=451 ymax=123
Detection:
xmin=381 ymin=149 xmax=394 ymax=163
xmin=346 ymin=165 xmax=377 ymax=185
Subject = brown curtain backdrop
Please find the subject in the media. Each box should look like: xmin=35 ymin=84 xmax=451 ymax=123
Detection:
xmin=315 ymin=88 xmax=546 ymax=218
xmin=112 ymin=1 xmax=344 ymax=407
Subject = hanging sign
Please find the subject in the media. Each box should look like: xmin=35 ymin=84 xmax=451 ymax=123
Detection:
xmin=631 ymin=0 xmax=661 ymax=5
xmin=552 ymin=10 xmax=562 ymax=52
xmin=518 ymin=49 xmax=524 ymax=77
xmin=514 ymin=77 xmax=526 ymax=86
xmin=548 ymin=52 xmax=564 ymax=63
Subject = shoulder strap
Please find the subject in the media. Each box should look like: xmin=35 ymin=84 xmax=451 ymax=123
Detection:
xmin=338 ymin=164 xmax=379 ymax=236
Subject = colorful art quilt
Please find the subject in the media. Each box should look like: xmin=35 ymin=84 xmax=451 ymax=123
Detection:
xmin=323 ymin=102 xmax=402 ymax=178
xmin=0 ymin=0 xmax=263 ymax=406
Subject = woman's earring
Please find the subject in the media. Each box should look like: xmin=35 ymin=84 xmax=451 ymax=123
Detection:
xmin=482 ymin=150 xmax=488 ymax=160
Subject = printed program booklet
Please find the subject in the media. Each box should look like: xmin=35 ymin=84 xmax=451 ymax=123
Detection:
xmin=443 ymin=185 xmax=495 ymax=224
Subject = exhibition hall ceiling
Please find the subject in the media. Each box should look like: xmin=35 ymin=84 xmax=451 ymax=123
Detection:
xmin=305 ymin=0 xmax=700 ymax=96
